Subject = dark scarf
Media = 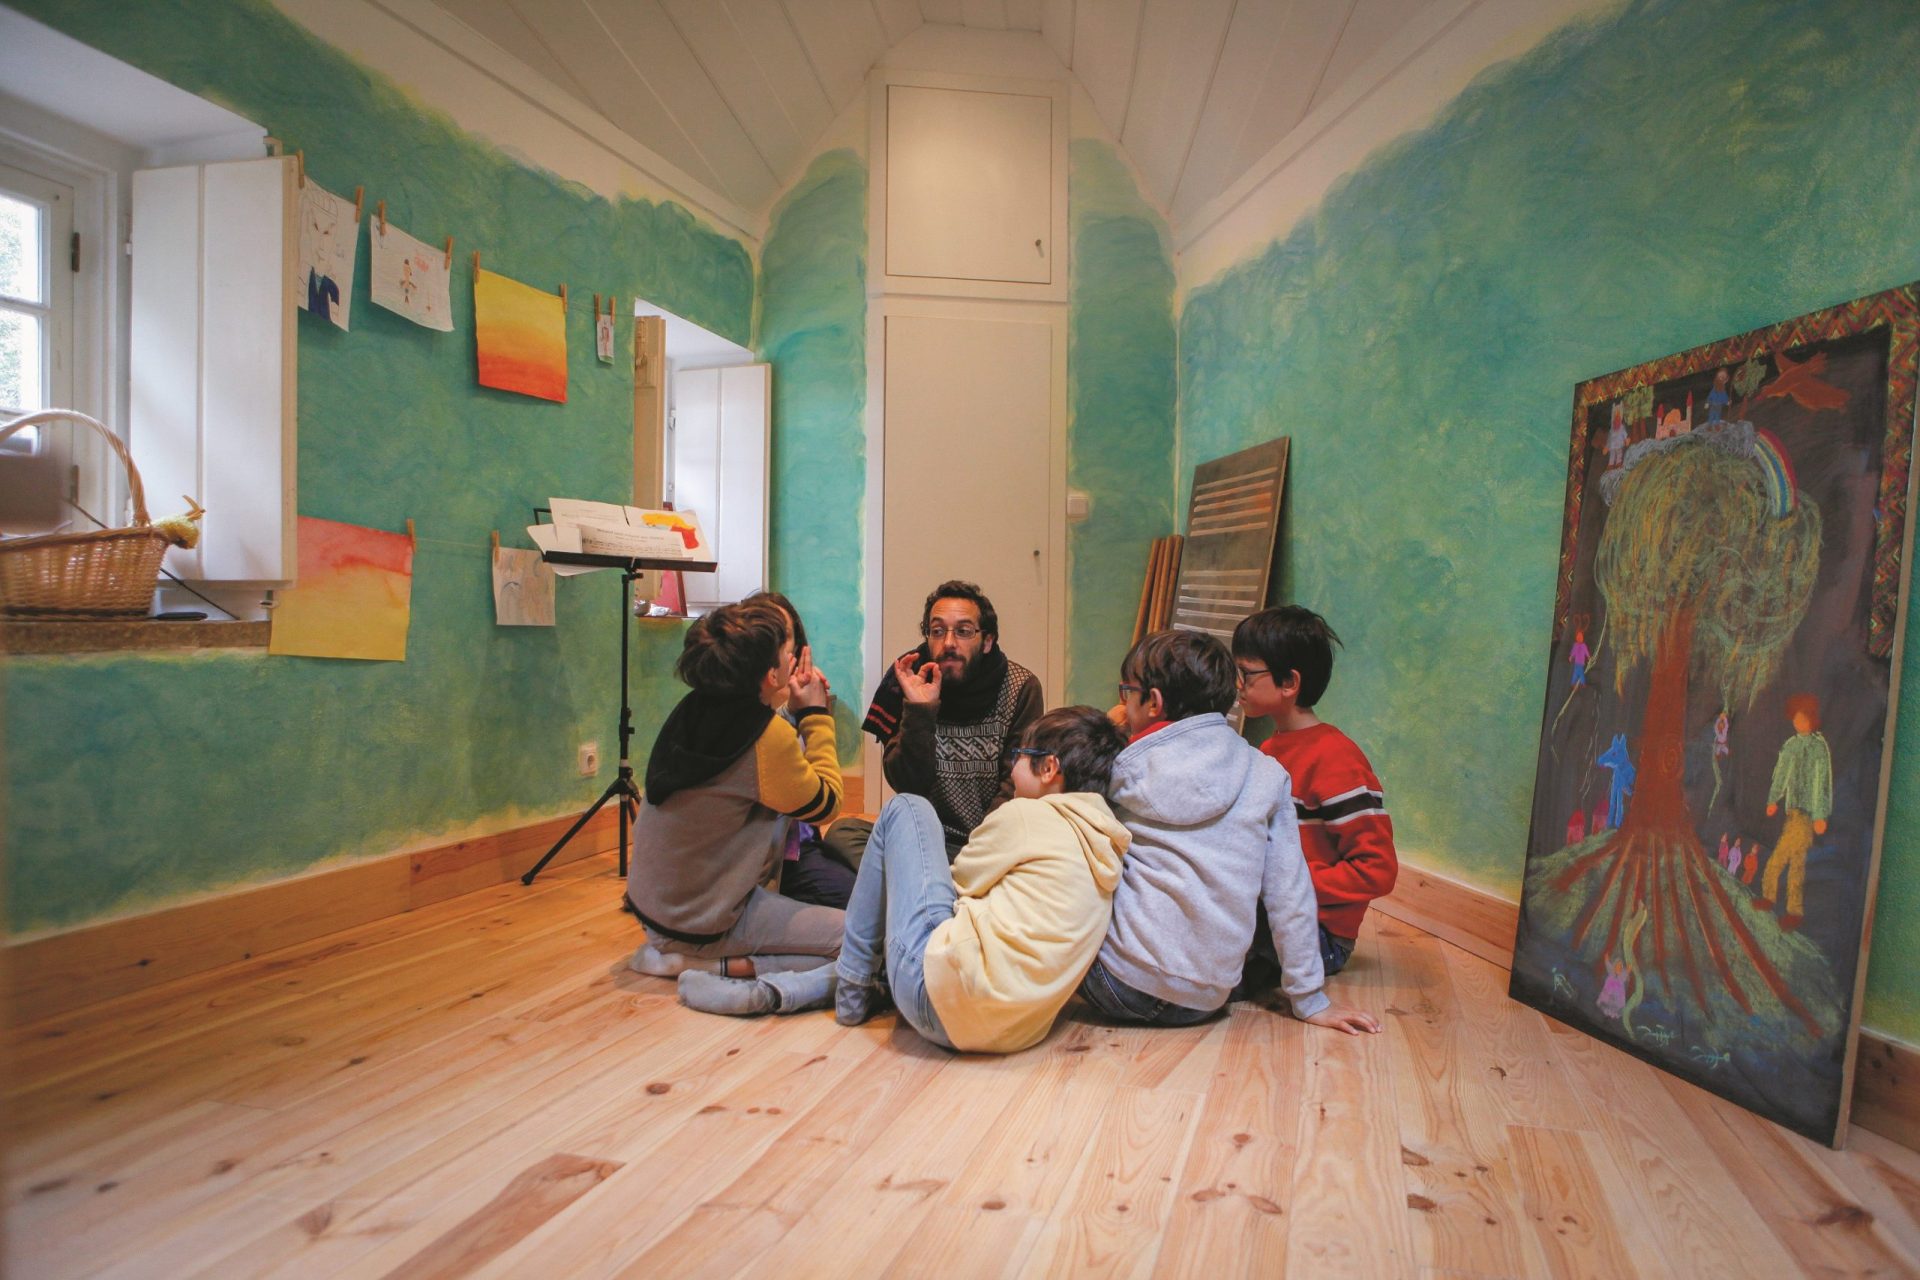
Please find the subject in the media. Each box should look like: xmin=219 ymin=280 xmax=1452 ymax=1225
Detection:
xmin=862 ymin=642 xmax=1009 ymax=741
xmin=644 ymin=689 xmax=775 ymax=806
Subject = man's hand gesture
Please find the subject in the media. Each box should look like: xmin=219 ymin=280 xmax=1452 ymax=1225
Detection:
xmin=895 ymin=650 xmax=942 ymax=705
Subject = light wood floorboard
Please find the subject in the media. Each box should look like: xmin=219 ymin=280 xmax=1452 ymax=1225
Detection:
xmin=7 ymin=853 xmax=1917 ymax=1279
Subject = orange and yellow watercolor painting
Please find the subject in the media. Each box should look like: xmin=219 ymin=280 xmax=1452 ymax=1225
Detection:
xmin=474 ymin=267 xmax=568 ymax=403
xmin=269 ymin=516 xmax=415 ymax=661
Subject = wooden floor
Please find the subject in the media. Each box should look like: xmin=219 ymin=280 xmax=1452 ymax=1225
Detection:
xmin=7 ymin=852 xmax=1920 ymax=1279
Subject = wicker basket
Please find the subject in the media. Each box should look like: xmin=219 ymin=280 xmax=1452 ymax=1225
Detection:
xmin=0 ymin=410 xmax=196 ymax=619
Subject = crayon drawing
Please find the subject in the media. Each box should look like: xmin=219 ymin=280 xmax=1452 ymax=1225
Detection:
xmin=296 ymin=180 xmax=358 ymax=331
xmin=1511 ymin=282 xmax=1920 ymax=1145
xmin=370 ymin=219 xmax=453 ymax=332
xmin=492 ymin=545 xmax=555 ymax=627
xmin=474 ymin=267 xmax=567 ymax=402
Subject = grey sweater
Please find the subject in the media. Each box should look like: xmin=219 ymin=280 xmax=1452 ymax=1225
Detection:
xmin=1098 ymin=713 xmax=1329 ymax=1018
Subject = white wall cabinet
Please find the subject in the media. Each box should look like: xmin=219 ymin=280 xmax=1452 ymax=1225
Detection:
xmin=870 ymin=72 xmax=1069 ymax=303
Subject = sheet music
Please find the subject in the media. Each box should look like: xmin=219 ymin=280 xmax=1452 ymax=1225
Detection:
xmin=546 ymin=498 xmax=711 ymax=563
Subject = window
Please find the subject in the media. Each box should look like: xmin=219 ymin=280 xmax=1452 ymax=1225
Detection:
xmin=0 ymin=161 xmax=75 ymax=455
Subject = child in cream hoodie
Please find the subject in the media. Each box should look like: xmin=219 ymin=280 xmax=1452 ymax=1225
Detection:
xmin=682 ymin=706 xmax=1130 ymax=1048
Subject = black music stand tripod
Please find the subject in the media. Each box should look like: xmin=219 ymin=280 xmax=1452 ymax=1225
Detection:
xmin=519 ymin=537 xmax=715 ymax=886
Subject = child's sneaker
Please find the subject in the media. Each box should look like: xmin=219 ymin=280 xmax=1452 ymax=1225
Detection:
xmin=835 ymin=975 xmax=890 ymax=1026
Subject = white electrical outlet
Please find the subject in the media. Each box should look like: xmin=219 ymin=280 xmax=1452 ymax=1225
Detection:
xmin=577 ymin=741 xmax=600 ymax=776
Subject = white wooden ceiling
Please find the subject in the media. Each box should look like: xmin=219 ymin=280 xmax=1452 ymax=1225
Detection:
xmin=430 ymin=0 xmax=1443 ymax=231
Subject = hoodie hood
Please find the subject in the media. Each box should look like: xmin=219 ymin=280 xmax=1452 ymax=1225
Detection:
xmin=1108 ymin=713 xmax=1256 ymax=827
xmin=1041 ymin=790 xmax=1131 ymax=893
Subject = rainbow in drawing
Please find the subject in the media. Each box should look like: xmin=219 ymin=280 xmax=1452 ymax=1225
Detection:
xmin=474 ymin=267 xmax=568 ymax=403
xmin=1752 ymin=429 xmax=1799 ymax=518
xmin=269 ymin=516 xmax=415 ymax=661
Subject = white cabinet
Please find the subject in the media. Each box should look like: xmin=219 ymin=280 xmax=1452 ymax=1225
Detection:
xmin=870 ymin=73 xmax=1069 ymax=303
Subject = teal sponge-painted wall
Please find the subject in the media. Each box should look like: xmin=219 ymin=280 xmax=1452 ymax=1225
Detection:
xmin=758 ymin=149 xmax=868 ymax=762
xmin=1066 ymin=140 xmax=1178 ymax=709
xmin=6 ymin=0 xmax=751 ymax=931
xmin=1178 ymin=0 xmax=1920 ymax=1040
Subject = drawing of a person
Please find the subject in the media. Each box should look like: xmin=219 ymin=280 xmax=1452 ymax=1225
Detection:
xmin=400 ymin=256 xmax=417 ymax=306
xmin=1706 ymin=368 xmax=1731 ymax=424
xmin=1712 ymin=710 xmax=1730 ymax=760
xmin=1607 ymin=402 xmax=1629 ymax=468
xmin=1760 ymin=693 xmax=1832 ymax=930
xmin=1569 ymin=628 xmax=1590 ymax=688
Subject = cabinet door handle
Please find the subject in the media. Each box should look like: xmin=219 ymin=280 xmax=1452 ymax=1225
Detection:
xmin=1035 ymin=238 xmax=1043 ymax=256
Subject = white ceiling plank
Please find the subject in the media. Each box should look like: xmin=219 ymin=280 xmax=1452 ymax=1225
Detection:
xmin=1040 ymin=0 xmax=1074 ymax=66
xmin=503 ymin=0 xmax=729 ymax=194
xmin=919 ymin=0 xmax=965 ymax=23
xmin=1228 ymin=0 xmax=1355 ymax=175
xmin=663 ymin=0 xmax=806 ymax=181
xmin=438 ymin=0 xmax=596 ymax=102
xmin=717 ymin=0 xmax=836 ymax=145
xmin=869 ymin=0 xmax=924 ymax=44
xmin=1313 ymin=0 xmax=1433 ymax=114
xmin=959 ymin=0 xmax=1007 ymax=27
xmin=1003 ymin=0 xmax=1044 ymax=31
xmin=1173 ymin=0 xmax=1301 ymax=223
xmin=1072 ymin=0 xmax=1144 ymax=138
xmin=1119 ymin=0 xmax=1233 ymax=211
xmin=782 ymin=0 xmax=887 ymax=110
xmin=593 ymin=0 xmax=780 ymax=208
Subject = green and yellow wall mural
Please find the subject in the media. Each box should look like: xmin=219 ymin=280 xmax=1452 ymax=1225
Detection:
xmin=1177 ymin=0 xmax=1920 ymax=1041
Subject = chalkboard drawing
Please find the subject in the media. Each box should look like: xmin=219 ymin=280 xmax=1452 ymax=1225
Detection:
xmin=1513 ymin=281 xmax=1920 ymax=1145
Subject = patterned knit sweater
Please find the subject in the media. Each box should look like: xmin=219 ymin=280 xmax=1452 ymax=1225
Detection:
xmin=882 ymin=658 xmax=1044 ymax=852
xmin=1258 ymin=722 xmax=1397 ymax=941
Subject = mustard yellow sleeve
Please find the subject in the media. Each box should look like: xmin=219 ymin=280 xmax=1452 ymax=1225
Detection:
xmin=753 ymin=710 xmax=843 ymax=824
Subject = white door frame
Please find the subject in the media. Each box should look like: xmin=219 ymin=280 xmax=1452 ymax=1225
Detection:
xmin=861 ymin=293 xmax=1068 ymax=809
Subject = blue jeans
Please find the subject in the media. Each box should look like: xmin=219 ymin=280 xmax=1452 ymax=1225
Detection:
xmin=1078 ymin=959 xmax=1218 ymax=1027
xmin=835 ymin=795 xmax=956 ymax=1050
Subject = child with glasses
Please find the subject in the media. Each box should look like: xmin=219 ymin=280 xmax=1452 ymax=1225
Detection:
xmin=1090 ymin=629 xmax=1378 ymax=1034
xmin=679 ymin=707 xmax=1131 ymax=1051
xmin=1231 ymin=606 xmax=1397 ymax=982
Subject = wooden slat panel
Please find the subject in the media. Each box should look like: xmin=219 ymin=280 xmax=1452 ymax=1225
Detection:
xmin=717 ymin=0 xmax=836 ymax=147
xmin=437 ymin=0 xmax=598 ymax=101
xmin=1119 ymin=0 xmax=1234 ymax=210
xmin=1173 ymin=0 xmax=1310 ymax=224
xmin=1228 ymin=0 xmax=1357 ymax=176
xmin=1310 ymin=0 xmax=1436 ymax=118
xmin=782 ymin=0 xmax=887 ymax=110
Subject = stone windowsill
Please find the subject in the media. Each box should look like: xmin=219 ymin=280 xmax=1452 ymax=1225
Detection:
xmin=0 ymin=619 xmax=270 ymax=655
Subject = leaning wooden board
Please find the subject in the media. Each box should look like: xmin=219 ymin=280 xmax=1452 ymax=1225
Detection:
xmin=1169 ymin=437 xmax=1290 ymax=640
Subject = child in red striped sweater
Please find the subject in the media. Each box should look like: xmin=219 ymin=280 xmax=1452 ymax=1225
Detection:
xmin=1231 ymin=606 xmax=1397 ymax=979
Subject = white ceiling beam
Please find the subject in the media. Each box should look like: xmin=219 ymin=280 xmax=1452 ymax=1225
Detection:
xmin=663 ymin=0 xmax=807 ymax=182
xmin=1120 ymin=0 xmax=1234 ymax=211
xmin=591 ymin=0 xmax=780 ymax=208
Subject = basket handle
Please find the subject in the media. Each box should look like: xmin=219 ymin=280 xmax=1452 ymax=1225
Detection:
xmin=0 ymin=409 xmax=151 ymax=526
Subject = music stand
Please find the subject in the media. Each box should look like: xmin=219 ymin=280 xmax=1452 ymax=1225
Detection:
xmin=520 ymin=525 xmax=716 ymax=886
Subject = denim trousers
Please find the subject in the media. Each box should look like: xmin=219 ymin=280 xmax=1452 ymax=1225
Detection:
xmin=834 ymin=794 xmax=956 ymax=1049
xmin=1078 ymin=958 xmax=1217 ymax=1027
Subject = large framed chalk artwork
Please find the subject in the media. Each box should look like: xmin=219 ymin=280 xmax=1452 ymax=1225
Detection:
xmin=1510 ymin=283 xmax=1920 ymax=1145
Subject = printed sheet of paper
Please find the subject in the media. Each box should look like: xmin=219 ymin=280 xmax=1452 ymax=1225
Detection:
xmin=548 ymin=498 xmax=711 ymax=562
xmin=370 ymin=219 xmax=453 ymax=331
xmin=492 ymin=545 xmax=555 ymax=625
xmin=296 ymin=180 xmax=358 ymax=332
xmin=525 ymin=521 xmax=596 ymax=577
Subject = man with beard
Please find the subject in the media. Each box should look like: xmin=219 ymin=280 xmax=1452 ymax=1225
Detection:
xmin=858 ymin=580 xmax=1045 ymax=858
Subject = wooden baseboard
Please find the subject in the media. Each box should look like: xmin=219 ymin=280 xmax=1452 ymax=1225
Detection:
xmin=6 ymin=807 xmax=622 ymax=1026
xmin=1372 ymin=859 xmax=1920 ymax=1153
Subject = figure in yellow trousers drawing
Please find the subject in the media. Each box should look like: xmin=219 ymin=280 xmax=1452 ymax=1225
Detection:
xmin=1760 ymin=693 xmax=1832 ymax=931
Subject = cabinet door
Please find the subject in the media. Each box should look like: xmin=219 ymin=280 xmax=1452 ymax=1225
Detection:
xmin=674 ymin=362 xmax=768 ymax=610
xmin=883 ymin=84 xmax=1056 ymax=287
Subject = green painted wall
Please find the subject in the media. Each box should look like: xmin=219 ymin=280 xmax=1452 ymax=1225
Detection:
xmin=1177 ymin=0 xmax=1920 ymax=1040
xmin=1066 ymin=140 xmax=1178 ymax=709
xmin=758 ymin=149 xmax=867 ymax=762
xmin=6 ymin=0 xmax=752 ymax=931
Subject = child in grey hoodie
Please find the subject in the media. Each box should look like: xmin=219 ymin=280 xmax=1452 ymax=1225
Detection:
xmin=1084 ymin=629 xmax=1379 ymax=1034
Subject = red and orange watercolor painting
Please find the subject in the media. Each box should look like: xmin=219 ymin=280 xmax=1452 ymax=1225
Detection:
xmin=474 ymin=267 xmax=568 ymax=403
xmin=269 ymin=516 xmax=415 ymax=661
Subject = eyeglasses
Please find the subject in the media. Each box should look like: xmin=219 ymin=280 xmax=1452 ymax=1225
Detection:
xmin=926 ymin=624 xmax=981 ymax=641
xmin=1235 ymin=666 xmax=1272 ymax=686
xmin=1008 ymin=746 xmax=1055 ymax=763
xmin=1116 ymin=682 xmax=1143 ymax=700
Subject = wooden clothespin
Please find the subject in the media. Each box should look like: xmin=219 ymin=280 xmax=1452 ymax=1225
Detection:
xmin=406 ymin=518 xmax=416 ymax=545
xmin=376 ymin=200 xmax=386 ymax=234
xmin=472 ymin=250 xmax=481 ymax=275
xmin=264 ymin=136 xmax=284 ymax=156
xmin=353 ymin=186 xmax=364 ymax=221
xmin=490 ymin=530 xmax=500 ymax=552
xmin=593 ymin=292 xmax=601 ymax=319
xmin=295 ymin=150 xmax=306 ymax=187
xmin=559 ymin=283 xmax=568 ymax=309
xmin=444 ymin=236 xmax=454 ymax=268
